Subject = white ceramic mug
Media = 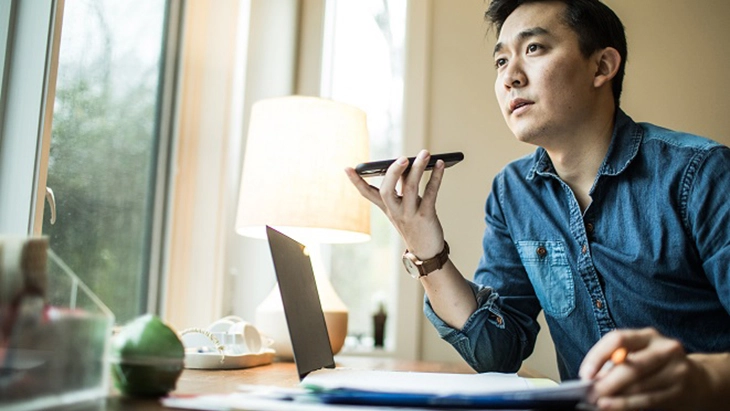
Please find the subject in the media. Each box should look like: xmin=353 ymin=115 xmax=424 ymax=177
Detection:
xmin=208 ymin=317 xmax=262 ymax=354
xmin=228 ymin=321 xmax=262 ymax=354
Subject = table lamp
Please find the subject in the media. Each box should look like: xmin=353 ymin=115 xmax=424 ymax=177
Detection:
xmin=235 ymin=96 xmax=370 ymax=358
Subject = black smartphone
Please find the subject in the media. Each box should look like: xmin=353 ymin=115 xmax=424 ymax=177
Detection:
xmin=355 ymin=152 xmax=464 ymax=178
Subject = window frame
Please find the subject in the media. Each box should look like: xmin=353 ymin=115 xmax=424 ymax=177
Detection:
xmin=0 ymin=0 xmax=63 ymax=235
xmin=0 ymin=0 xmax=13 ymax=105
xmin=146 ymin=0 xmax=184 ymax=315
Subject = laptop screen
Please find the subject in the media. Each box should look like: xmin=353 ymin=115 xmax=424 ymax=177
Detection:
xmin=265 ymin=226 xmax=336 ymax=380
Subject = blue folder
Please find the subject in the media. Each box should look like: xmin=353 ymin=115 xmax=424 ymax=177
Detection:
xmin=308 ymin=380 xmax=591 ymax=410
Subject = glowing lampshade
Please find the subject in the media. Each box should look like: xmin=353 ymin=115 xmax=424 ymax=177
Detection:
xmin=235 ymin=96 xmax=370 ymax=357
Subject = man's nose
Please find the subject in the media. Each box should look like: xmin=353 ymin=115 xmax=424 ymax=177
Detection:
xmin=502 ymin=61 xmax=526 ymax=89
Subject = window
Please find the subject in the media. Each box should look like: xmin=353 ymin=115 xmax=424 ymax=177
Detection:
xmin=322 ymin=0 xmax=408 ymax=352
xmin=42 ymin=0 xmax=175 ymax=324
xmin=0 ymin=1 xmax=11 ymax=105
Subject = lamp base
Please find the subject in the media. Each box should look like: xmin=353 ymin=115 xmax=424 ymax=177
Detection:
xmin=255 ymin=284 xmax=348 ymax=359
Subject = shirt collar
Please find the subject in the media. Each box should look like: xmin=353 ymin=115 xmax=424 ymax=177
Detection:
xmin=526 ymin=109 xmax=643 ymax=180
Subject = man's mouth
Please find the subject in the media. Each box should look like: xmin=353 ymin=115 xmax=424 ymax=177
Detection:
xmin=509 ymin=99 xmax=534 ymax=113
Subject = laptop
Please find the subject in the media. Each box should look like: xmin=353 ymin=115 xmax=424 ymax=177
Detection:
xmin=264 ymin=225 xmax=336 ymax=380
xmin=264 ymin=225 xmax=591 ymax=409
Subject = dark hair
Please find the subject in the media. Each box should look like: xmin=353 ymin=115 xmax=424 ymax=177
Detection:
xmin=485 ymin=0 xmax=627 ymax=107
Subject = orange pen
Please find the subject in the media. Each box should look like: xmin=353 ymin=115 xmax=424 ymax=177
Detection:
xmin=598 ymin=347 xmax=627 ymax=375
xmin=610 ymin=347 xmax=627 ymax=365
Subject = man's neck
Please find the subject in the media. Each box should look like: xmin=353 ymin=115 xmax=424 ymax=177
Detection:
xmin=544 ymin=107 xmax=616 ymax=212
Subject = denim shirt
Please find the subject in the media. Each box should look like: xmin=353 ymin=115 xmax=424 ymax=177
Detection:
xmin=424 ymin=109 xmax=730 ymax=381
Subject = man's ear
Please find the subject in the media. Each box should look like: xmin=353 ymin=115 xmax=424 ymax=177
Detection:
xmin=593 ymin=47 xmax=621 ymax=88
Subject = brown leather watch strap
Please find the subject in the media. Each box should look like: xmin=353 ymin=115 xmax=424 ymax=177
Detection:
xmin=403 ymin=241 xmax=450 ymax=278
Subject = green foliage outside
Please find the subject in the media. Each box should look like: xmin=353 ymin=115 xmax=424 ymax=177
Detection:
xmin=43 ymin=1 xmax=167 ymax=324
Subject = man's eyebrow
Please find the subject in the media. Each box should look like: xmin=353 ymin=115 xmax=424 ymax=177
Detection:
xmin=493 ymin=27 xmax=550 ymax=56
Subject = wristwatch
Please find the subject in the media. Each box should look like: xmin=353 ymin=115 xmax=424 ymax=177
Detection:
xmin=402 ymin=241 xmax=450 ymax=279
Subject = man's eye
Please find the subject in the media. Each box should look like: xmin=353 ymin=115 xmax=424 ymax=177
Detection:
xmin=527 ymin=44 xmax=541 ymax=53
xmin=495 ymin=58 xmax=507 ymax=68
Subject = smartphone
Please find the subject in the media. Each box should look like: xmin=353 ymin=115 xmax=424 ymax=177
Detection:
xmin=355 ymin=152 xmax=464 ymax=178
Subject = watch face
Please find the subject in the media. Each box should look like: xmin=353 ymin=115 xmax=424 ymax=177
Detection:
xmin=402 ymin=254 xmax=420 ymax=278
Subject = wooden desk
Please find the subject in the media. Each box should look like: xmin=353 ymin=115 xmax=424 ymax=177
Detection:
xmin=104 ymin=356 xmax=544 ymax=410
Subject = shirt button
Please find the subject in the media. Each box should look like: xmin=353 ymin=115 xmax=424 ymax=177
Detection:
xmin=581 ymin=244 xmax=588 ymax=254
xmin=536 ymin=246 xmax=547 ymax=257
xmin=585 ymin=222 xmax=594 ymax=234
xmin=595 ymin=299 xmax=603 ymax=309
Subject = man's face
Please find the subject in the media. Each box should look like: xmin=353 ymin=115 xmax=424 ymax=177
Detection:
xmin=493 ymin=1 xmax=599 ymax=147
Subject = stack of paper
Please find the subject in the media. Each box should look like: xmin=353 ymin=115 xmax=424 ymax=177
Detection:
xmin=301 ymin=369 xmax=589 ymax=408
xmin=162 ymin=369 xmax=591 ymax=410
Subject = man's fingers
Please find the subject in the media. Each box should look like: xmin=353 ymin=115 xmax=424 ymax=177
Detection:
xmin=596 ymin=387 xmax=679 ymax=411
xmin=346 ymin=150 xmax=446 ymax=221
xmin=400 ymin=150 xmax=430 ymax=212
xmin=593 ymin=354 xmax=671 ymax=400
xmin=380 ymin=156 xmax=410 ymax=209
xmin=584 ymin=328 xmax=695 ymax=410
xmin=580 ymin=328 xmax=657 ymax=380
xmin=618 ymin=360 xmax=683 ymax=396
xmin=422 ymin=159 xmax=445 ymax=207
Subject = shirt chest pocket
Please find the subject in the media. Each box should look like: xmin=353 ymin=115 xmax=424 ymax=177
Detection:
xmin=515 ymin=240 xmax=576 ymax=318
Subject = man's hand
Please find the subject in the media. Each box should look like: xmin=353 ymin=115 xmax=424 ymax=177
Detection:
xmin=346 ymin=149 xmax=477 ymax=329
xmin=345 ymin=149 xmax=446 ymax=258
xmin=579 ymin=327 xmax=730 ymax=410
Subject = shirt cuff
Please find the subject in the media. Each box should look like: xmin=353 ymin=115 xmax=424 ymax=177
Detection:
xmin=423 ymin=280 xmax=503 ymax=340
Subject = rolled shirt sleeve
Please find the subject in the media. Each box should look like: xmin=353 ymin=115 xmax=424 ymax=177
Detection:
xmin=423 ymin=171 xmax=542 ymax=373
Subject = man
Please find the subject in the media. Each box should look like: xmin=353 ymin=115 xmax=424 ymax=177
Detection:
xmin=345 ymin=0 xmax=730 ymax=410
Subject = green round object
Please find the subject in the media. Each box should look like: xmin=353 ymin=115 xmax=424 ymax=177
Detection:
xmin=110 ymin=314 xmax=184 ymax=397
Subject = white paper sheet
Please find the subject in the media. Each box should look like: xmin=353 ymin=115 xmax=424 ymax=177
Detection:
xmin=301 ymin=368 xmax=551 ymax=395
